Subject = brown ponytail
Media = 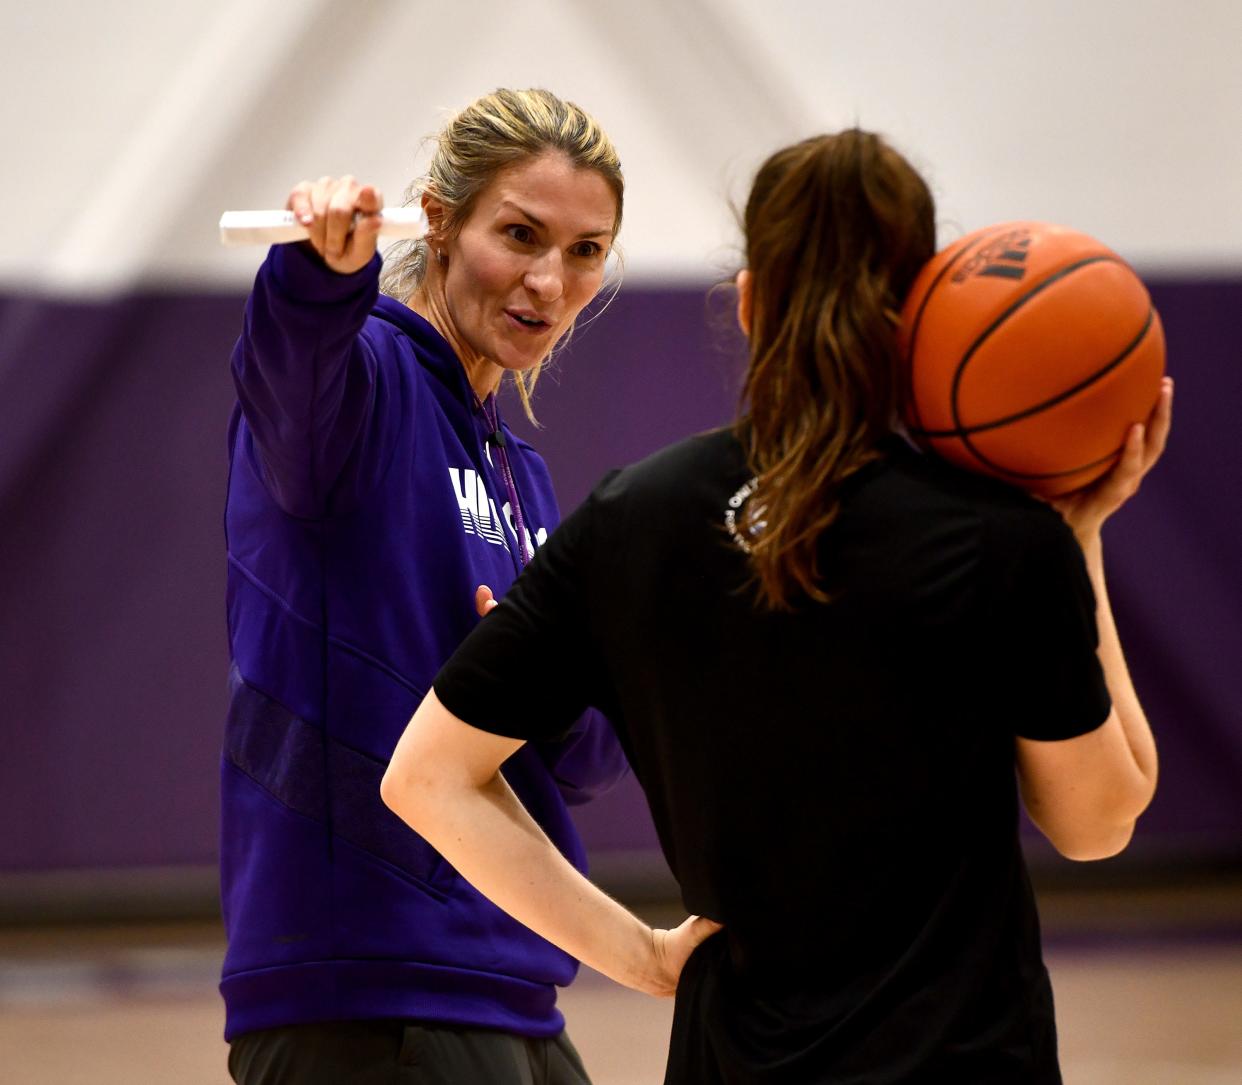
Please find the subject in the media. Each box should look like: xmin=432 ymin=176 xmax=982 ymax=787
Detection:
xmin=738 ymin=130 xmax=936 ymax=609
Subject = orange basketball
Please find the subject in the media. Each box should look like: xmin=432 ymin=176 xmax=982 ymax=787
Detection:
xmin=898 ymin=221 xmax=1165 ymax=497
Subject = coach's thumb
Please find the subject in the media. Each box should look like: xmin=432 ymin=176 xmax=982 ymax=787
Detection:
xmin=475 ymin=584 xmax=498 ymax=617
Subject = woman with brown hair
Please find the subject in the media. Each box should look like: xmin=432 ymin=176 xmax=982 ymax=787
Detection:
xmin=381 ymin=129 xmax=1169 ymax=1083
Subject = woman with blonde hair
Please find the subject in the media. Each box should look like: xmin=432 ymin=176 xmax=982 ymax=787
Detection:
xmin=383 ymin=129 xmax=1168 ymax=1083
xmin=221 ymin=88 xmax=628 ymax=1083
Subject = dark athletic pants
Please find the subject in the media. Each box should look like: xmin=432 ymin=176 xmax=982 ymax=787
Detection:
xmin=229 ymin=1020 xmax=592 ymax=1084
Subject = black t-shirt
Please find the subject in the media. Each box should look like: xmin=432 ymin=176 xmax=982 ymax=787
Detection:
xmin=435 ymin=429 xmax=1110 ymax=1085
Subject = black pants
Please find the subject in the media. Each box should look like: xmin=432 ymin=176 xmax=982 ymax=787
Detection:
xmin=228 ymin=1019 xmax=593 ymax=1085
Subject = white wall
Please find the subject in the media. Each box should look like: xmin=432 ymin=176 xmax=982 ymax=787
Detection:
xmin=3 ymin=0 xmax=1239 ymax=294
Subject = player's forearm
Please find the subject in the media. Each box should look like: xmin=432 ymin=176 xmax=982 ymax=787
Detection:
xmin=382 ymin=765 xmax=663 ymax=995
xmin=1081 ymin=534 xmax=1158 ymax=796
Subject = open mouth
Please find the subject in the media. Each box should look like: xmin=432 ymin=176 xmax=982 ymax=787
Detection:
xmin=506 ymin=310 xmax=550 ymax=332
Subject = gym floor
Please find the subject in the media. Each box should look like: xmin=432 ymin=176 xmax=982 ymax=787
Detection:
xmin=2 ymin=881 xmax=1241 ymax=1084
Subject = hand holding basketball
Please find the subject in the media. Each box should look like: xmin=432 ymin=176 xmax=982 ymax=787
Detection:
xmin=1049 ymin=377 xmax=1173 ymax=544
xmin=286 ymin=175 xmax=384 ymax=275
xmin=899 ymin=222 xmax=1166 ymax=497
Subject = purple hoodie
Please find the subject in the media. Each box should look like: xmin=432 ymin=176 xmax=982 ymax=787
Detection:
xmin=219 ymin=242 xmax=628 ymax=1041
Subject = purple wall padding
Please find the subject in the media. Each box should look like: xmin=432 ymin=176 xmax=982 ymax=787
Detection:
xmin=0 ymin=277 xmax=1238 ymax=874
xmin=0 ymin=292 xmax=243 ymax=869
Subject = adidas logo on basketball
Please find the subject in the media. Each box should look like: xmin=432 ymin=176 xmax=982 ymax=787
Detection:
xmin=952 ymin=229 xmax=1032 ymax=282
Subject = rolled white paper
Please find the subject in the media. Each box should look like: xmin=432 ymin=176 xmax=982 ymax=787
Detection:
xmin=218 ymin=207 xmax=427 ymax=246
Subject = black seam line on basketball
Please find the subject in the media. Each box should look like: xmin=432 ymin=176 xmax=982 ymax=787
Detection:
xmin=903 ymin=230 xmax=996 ymax=435
xmin=950 ymin=255 xmax=1122 ymax=474
xmin=949 ymin=254 xmax=1121 ymax=432
xmin=946 ymin=443 xmax=1126 ymax=481
xmin=911 ymin=304 xmax=1154 ymax=439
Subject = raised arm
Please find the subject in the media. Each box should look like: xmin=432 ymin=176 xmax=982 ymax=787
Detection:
xmin=1016 ymin=378 xmax=1171 ymax=860
xmin=232 ymin=177 xmax=388 ymax=517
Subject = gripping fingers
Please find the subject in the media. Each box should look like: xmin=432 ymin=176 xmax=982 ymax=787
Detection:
xmin=350 ymin=184 xmax=384 ymax=250
xmin=283 ymin=176 xmax=383 ymax=272
xmin=1118 ymin=377 xmax=1174 ymax=497
xmin=1145 ymin=377 xmax=1173 ymax=467
xmin=1114 ymin=423 xmax=1146 ymax=500
xmin=286 ymin=179 xmax=328 ymax=255
xmin=1113 ymin=376 xmax=1174 ymax=497
xmin=307 ymin=176 xmax=334 ymax=255
xmin=325 ymin=175 xmax=361 ymax=260
xmin=287 ymin=181 xmax=314 ymax=227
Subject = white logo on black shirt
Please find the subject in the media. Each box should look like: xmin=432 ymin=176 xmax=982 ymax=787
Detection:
xmin=724 ymin=477 xmax=765 ymax=553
